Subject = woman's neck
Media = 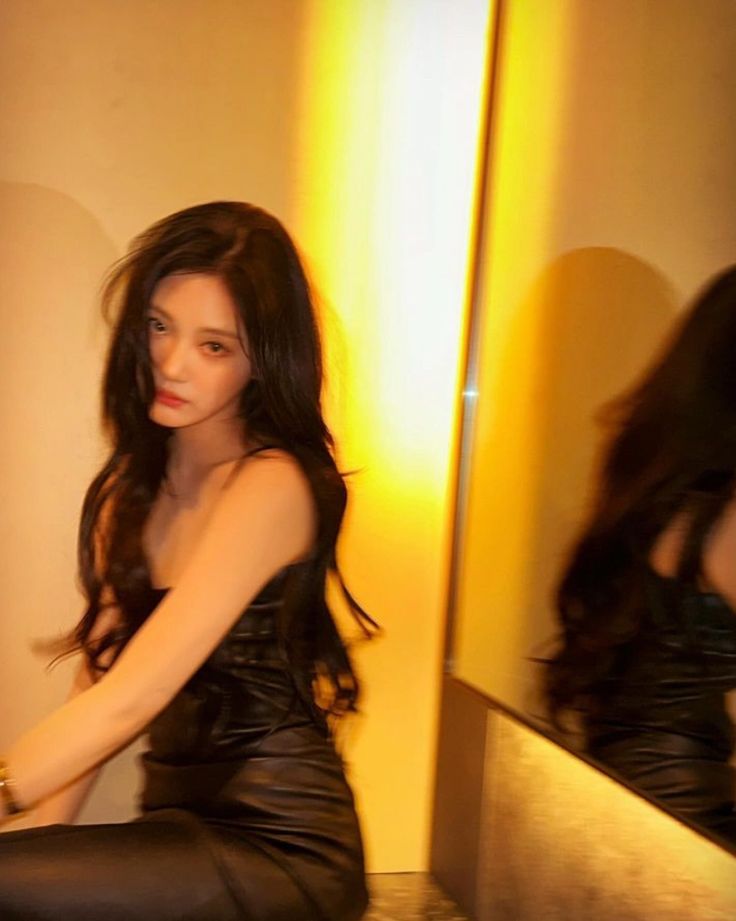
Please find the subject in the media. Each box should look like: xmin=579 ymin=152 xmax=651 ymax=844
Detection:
xmin=165 ymin=419 xmax=250 ymax=487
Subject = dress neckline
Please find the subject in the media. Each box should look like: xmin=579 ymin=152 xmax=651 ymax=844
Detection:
xmin=145 ymin=560 xmax=308 ymax=597
xmin=645 ymin=562 xmax=736 ymax=622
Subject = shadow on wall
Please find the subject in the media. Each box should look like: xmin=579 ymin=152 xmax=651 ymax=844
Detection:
xmin=487 ymin=247 xmax=679 ymax=721
xmin=0 ymin=182 xmax=136 ymax=828
xmin=524 ymin=248 xmax=679 ymax=719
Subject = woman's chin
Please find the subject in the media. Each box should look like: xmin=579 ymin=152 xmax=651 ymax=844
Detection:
xmin=149 ymin=405 xmax=190 ymax=428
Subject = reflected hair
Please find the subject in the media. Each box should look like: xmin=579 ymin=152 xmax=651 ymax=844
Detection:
xmin=40 ymin=201 xmax=379 ymax=721
xmin=542 ymin=264 xmax=736 ymax=730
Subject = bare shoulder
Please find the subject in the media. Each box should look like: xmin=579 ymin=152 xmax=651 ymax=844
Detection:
xmin=224 ymin=448 xmax=315 ymax=516
xmin=235 ymin=446 xmax=308 ymax=480
xmin=207 ymin=446 xmax=317 ymax=565
xmin=648 ymin=510 xmax=690 ymax=577
xmin=701 ymin=492 xmax=736 ymax=608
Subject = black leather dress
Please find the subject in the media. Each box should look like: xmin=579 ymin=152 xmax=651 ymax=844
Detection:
xmin=0 ymin=567 xmax=370 ymax=921
xmin=585 ymin=567 xmax=736 ymax=847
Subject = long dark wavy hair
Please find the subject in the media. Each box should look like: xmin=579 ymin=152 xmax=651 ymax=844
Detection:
xmin=543 ymin=264 xmax=736 ymax=731
xmin=41 ymin=201 xmax=379 ymax=721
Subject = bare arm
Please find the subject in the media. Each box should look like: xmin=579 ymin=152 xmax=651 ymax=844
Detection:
xmin=1 ymin=452 xmax=315 ymax=815
xmin=24 ymin=590 xmax=128 ymax=826
xmin=29 ymin=658 xmax=104 ymax=826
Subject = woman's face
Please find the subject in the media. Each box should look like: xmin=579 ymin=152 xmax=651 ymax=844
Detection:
xmin=146 ymin=272 xmax=253 ymax=430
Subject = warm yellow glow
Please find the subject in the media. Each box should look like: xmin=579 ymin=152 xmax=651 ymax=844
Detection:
xmin=453 ymin=2 xmax=576 ymax=710
xmin=292 ymin=0 xmax=492 ymax=871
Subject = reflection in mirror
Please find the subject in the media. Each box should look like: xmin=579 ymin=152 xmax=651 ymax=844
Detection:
xmin=543 ymin=266 xmax=736 ymax=850
xmin=451 ymin=248 xmax=679 ymax=714
xmin=450 ymin=256 xmax=736 ymax=854
xmin=446 ymin=0 xmax=736 ymax=858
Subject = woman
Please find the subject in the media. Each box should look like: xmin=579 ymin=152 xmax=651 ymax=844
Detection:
xmin=543 ymin=265 xmax=736 ymax=847
xmin=0 ymin=201 xmax=378 ymax=919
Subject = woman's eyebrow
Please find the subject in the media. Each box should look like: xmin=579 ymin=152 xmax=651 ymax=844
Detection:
xmin=148 ymin=304 xmax=241 ymax=339
xmin=200 ymin=327 xmax=241 ymax=340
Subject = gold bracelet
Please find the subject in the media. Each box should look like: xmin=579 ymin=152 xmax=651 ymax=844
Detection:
xmin=0 ymin=758 xmax=24 ymax=815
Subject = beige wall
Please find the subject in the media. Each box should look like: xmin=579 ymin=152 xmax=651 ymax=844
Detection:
xmin=454 ymin=0 xmax=736 ymax=721
xmin=0 ymin=0 xmax=490 ymax=873
xmin=0 ymin=0 xmax=311 ymax=832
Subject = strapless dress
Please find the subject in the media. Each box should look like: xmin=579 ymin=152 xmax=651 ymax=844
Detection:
xmin=133 ymin=566 xmax=369 ymax=920
xmin=585 ymin=568 xmax=736 ymax=847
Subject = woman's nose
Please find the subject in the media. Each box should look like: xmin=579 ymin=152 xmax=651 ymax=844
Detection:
xmin=157 ymin=337 xmax=188 ymax=381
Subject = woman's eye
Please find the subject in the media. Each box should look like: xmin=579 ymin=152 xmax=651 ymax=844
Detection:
xmin=205 ymin=342 xmax=228 ymax=355
xmin=146 ymin=317 xmax=166 ymax=333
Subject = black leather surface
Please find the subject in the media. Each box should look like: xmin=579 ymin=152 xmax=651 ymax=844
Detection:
xmin=586 ymin=568 xmax=736 ymax=845
xmin=137 ymin=572 xmax=369 ymax=920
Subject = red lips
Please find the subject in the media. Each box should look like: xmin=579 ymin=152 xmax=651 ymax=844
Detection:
xmin=155 ymin=389 xmax=188 ymax=407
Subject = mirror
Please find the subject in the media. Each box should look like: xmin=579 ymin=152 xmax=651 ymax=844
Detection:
xmin=448 ymin=0 xmax=736 ymax=854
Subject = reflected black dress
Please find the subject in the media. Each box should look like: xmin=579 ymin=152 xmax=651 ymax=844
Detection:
xmin=585 ymin=566 xmax=736 ymax=847
xmin=0 ymin=566 xmax=370 ymax=921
